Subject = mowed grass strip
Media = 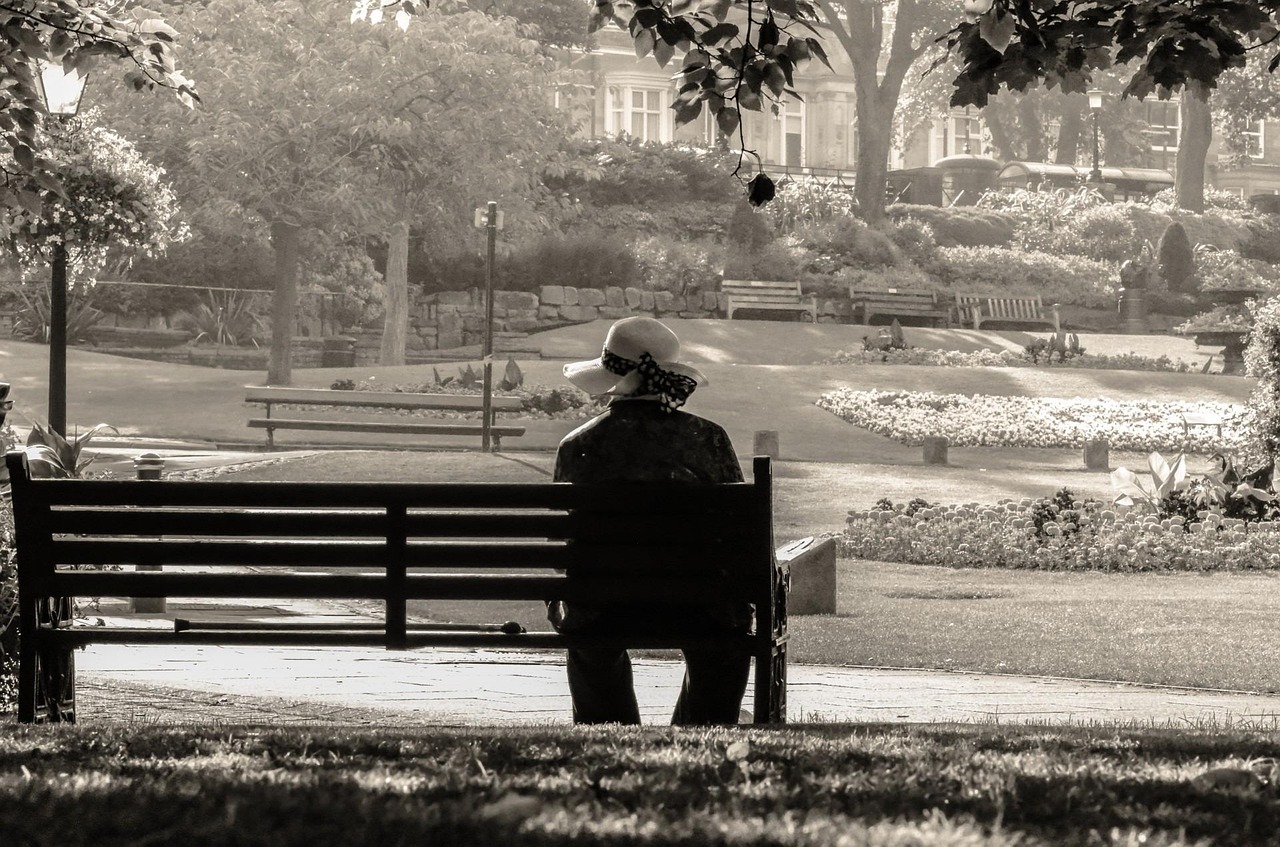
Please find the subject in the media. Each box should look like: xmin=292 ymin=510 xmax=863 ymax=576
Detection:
xmin=3 ymin=723 xmax=1277 ymax=846
xmin=5 ymin=721 xmax=1274 ymax=847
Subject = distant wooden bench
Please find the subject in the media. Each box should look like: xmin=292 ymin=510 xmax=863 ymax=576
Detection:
xmin=722 ymin=280 xmax=817 ymax=322
xmin=245 ymin=386 xmax=526 ymax=449
xmin=849 ymin=287 xmax=950 ymax=327
xmin=954 ymin=294 xmax=1059 ymax=331
xmin=5 ymin=451 xmax=789 ymax=726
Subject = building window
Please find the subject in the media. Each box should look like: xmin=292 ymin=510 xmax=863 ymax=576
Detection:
xmin=1144 ymin=101 xmax=1179 ymax=151
xmin=776 ymin=98 xmax=804 ymax=167
xmin=1243 ymin=118 xmax=1265 ymax=158
xmin=931 ymin=109 xmax=985 ymax=160
xmin=606 ymin=86 xmax=669 ymax=142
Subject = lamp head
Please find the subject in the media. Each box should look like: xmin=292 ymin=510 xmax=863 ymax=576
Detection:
xmin=1087 ymin=89 xmax=1104 ymax=112
xmin=33 ymin=59 xmax=88 ymax=117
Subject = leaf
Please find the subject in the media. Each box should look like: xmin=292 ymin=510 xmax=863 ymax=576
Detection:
xmin=634 ymin=28 xmax=657 ymax=60
xmin=715 ymin=105 xmax=739 ymax=136
xmin=1109 ymin=467 xmax=1150 ymax=504
xmin=654 ymin=38 xmax=675 ymax=68
xmin=747 ymin=172 xmax=775 ymax=207
xmin=978 ymin=11 xmax=1016 ymax=54
xmin=703 ymin=22 xmax=739 ymax=46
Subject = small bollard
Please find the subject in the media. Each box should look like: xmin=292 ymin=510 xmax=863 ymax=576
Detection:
xmin=753 ymin=430 xmax=780 ymax=459
xmin=922 ymin=436 xmax=948 ymax=465
xmin=130 ymin=453 xmax=166 ymax=614
xmin=1083 ymin=438 xmax=1110 ymax=471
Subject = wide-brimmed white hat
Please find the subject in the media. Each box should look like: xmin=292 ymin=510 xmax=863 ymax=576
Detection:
xmin=563 ymin=316 xmax=707 ymax=397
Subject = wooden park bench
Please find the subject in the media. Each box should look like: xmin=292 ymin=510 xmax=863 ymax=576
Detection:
xmin=722 ymin=280 xmax=818 ymax=322
xmin=848 ymin=286 xmax=950 ymax=328
xmin=6 ymin=451 xmax=789 ymax=726
xmin=245 ymin=386 xmax=526 ymax=449
xmin=1181 ymin=411 xmax=1224 ymax=439
xmin=953 ymin=294 xmax=1060 ymax=331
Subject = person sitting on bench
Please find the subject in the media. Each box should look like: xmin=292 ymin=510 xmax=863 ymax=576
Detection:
xmin=552 ymin=316 xmax=752 ymax=726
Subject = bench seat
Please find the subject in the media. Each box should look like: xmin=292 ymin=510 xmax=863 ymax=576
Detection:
xmin=6 ymin=451 xmax=789 ymax=726
xmin=722 ymin=280 xmax=817 ymax=322
xmin=849 ymin=287 xmax=950 ymax=327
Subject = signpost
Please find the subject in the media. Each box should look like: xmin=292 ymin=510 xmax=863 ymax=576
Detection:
xmin=474 ymin=202 xmax=502 ymax=452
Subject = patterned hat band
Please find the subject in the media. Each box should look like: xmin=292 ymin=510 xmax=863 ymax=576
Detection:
xmin=601 ymin=348 xmax=697 ymax=413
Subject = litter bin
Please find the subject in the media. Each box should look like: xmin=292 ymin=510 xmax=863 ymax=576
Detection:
xmin=321 ymin=335 xmax=356 ymax=368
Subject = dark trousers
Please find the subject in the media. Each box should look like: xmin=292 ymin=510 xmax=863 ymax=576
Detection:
xmin=565 ymin=646 xmax=751 ymax=726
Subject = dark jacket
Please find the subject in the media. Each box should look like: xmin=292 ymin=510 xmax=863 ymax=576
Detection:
xmin=548 ymin=398 xmax=751 ymax=633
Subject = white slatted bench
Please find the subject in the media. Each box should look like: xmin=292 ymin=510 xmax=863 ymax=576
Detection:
xmin=954 ymin=294 xmax=1060 ymax=331
xmin=722 ymin=280 xmax=817 ymax=322
xmin=246 ymin=386 xmax=526 ymax=449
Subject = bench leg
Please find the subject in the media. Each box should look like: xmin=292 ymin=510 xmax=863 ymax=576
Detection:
xmin=753 ymin=642 xmax=787 ymax=725
xmin=16 ymin=595 xmax=37 ymax=724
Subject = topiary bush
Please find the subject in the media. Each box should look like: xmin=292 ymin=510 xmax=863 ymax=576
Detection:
xmin=1157 ymin=221 xmax=1197 ymax=293
xmin=885 ymin=204 xmax=1014 ymax=247
xmin=632 ymin=236 xmax=722 ymax=293
xmin=886 ymin=217 xmax=938 ymax=265
xmin=792 ymin=217 xmax=898 ymax=274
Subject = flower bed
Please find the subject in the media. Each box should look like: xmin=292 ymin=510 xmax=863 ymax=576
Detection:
xmin=843 ymin=495 xmax=1280 ymax=572
xmin=825 ymin=347 xmax=1194 ymax=372
xmin=326 ymin=379 xmax=603 ymax=421
xmin=816 ymin=389 xmax=1245 ymax=452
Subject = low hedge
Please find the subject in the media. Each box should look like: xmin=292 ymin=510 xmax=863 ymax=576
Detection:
xmin=929 ymin=246 xmax=1116 ymax=309
xmin=885 ymin=203 xmax=1015 ymax=247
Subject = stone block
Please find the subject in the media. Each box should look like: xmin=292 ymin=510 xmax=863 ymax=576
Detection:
xmin=605 ymin=286 xmax=626 ymax=307
xmin=436 ymin=290 xmax=472 ymax=307
xmin=653 ymin=291 xmax=676 ymax=312
xmin=640 ymin=290 xmax=655 ymax=311
xmin=625 ymin=287 xmax=644 ymax=308
xmin=437 ymin=329 xmax=463 ymax=350
xmin=599 ymin=307 xmax=635 ymax=319
xmin=776 ymin=537 xmax=837 ymax=615
xmin=540 ymin=285 xmax=565 ymax=306
xmin=578 ymin=288 xmax=606 ymax=307
xmin=505 ymin=316 xmax=543 ymax=333
xmin=562 ymin=305 xmax=600 ymax=322
xmin=1084 ymin=438 xmax=1110 ymax=470
xmin=496 ymin=290 xmax=538 ymax=311
xmin=923 ymin=436 xmax=949 ymax=465
xmin=702 ymin=291 xmax=720 ymax=311
xmin=563 ymin=286 xmax=579 ymax=306
xmin=538 ymin=305 xmax=560 ymax=319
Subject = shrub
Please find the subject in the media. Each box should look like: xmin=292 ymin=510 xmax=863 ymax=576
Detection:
xmin=723 ymin=240 xmax=800 ymax=282
xmin=931 ymin=246 xmax=1116 ymax=309
xmin=1244 ymin=296 xmax=1280 ymax=462
xmin=885 ymin=204 xmax=1015 ymax=247
xmin=886 ymin=217 xmax=938 ymax=264
xmin=1157 ymin=221 xmax=1197 ymax=293
xmin=1195 ymin=246 xmax=1280 ymax=293
xmin=725 ymin=202 xmax=775 ymax=252
xmin=1240 ymin=214 xmax=1280 ymax=264
xmin=766 ymin=177 xmax=858 ymax=230
xmin=632 ymin=236 xmax=722 ymax=293
xmin=496 ymin=235 xmax=640 ymax=292
xmin=1042 ymin=204 xmax=1141 ymax=264
xmin=793 ymin=217 xmax=898 ymax=272
xmin=546 ymin=137 xmax=740 ymax=208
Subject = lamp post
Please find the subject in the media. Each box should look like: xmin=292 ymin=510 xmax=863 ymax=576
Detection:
xmin=1087 ymin=88 xmax=1104 ymax=186
xmin=32 ymin=59 xmax=88 ymax=437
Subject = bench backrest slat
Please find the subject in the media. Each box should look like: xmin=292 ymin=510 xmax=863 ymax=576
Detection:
xmin=245 ymin=386 xmax=524 ymax=412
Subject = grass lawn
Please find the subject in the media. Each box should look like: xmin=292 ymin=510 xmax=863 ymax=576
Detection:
xmin=213 ymin=452 xmax=1280 ymax=694
xmin=4 ymin=722 xmax=1279 ymax=846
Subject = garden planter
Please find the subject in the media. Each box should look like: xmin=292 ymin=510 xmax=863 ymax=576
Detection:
xmin=1117 ymin=287 xmax=1148 ymax=335
xmin=1192 ymin=330 xmax=1248 ymax=374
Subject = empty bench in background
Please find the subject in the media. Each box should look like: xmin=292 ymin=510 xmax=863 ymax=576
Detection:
xmin=245 ymin=386 xmax=526 ymax=449
xmin=6 ymin=451 xmax=789 ymax=725
xmin=848 ymin=287 xmax=950 ymax=328
xmin=722 ymin=279 xmax=818 ymax=322
xmin=953 ymin=294 xmax=1060 ymax=331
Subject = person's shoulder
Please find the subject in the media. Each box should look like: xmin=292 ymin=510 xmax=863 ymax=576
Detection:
xmin=558 ymin=408 xmax=612 ymax=446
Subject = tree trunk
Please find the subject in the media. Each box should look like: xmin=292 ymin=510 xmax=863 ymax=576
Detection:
xmin=267 ymin=220 xmax=302 ymax=386
xmin=1177 ymin=81 xmax=1212 ymax=212
xmin=380 ymin=218 xmax=409 ymax=366
xmin=853 ymin=95 xmax=893 ymax=223
xmin=982 ymin=106 xmax=1019 ymax=162
xmin=1054 ymin=101 xmax=1085 ymax=166
xmin=1017 ymin=96 xmax=1045 ymax=162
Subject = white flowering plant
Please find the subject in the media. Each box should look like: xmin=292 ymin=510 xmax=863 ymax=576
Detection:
xmin=817 ymin=388 xmax=1245 ymax=453
xmin=0 ymin=112 xmax=188 ymax=289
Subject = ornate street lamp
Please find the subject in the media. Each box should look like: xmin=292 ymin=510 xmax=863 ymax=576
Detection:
xmin=1087 ymin=88 xmax=1104 ymax=185
xmin=33 ymin=59 xmax=88 ymax=437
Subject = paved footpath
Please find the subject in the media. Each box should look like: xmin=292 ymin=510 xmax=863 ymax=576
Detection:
xmin=68 ymin=601 xmax=1280 ymax=729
